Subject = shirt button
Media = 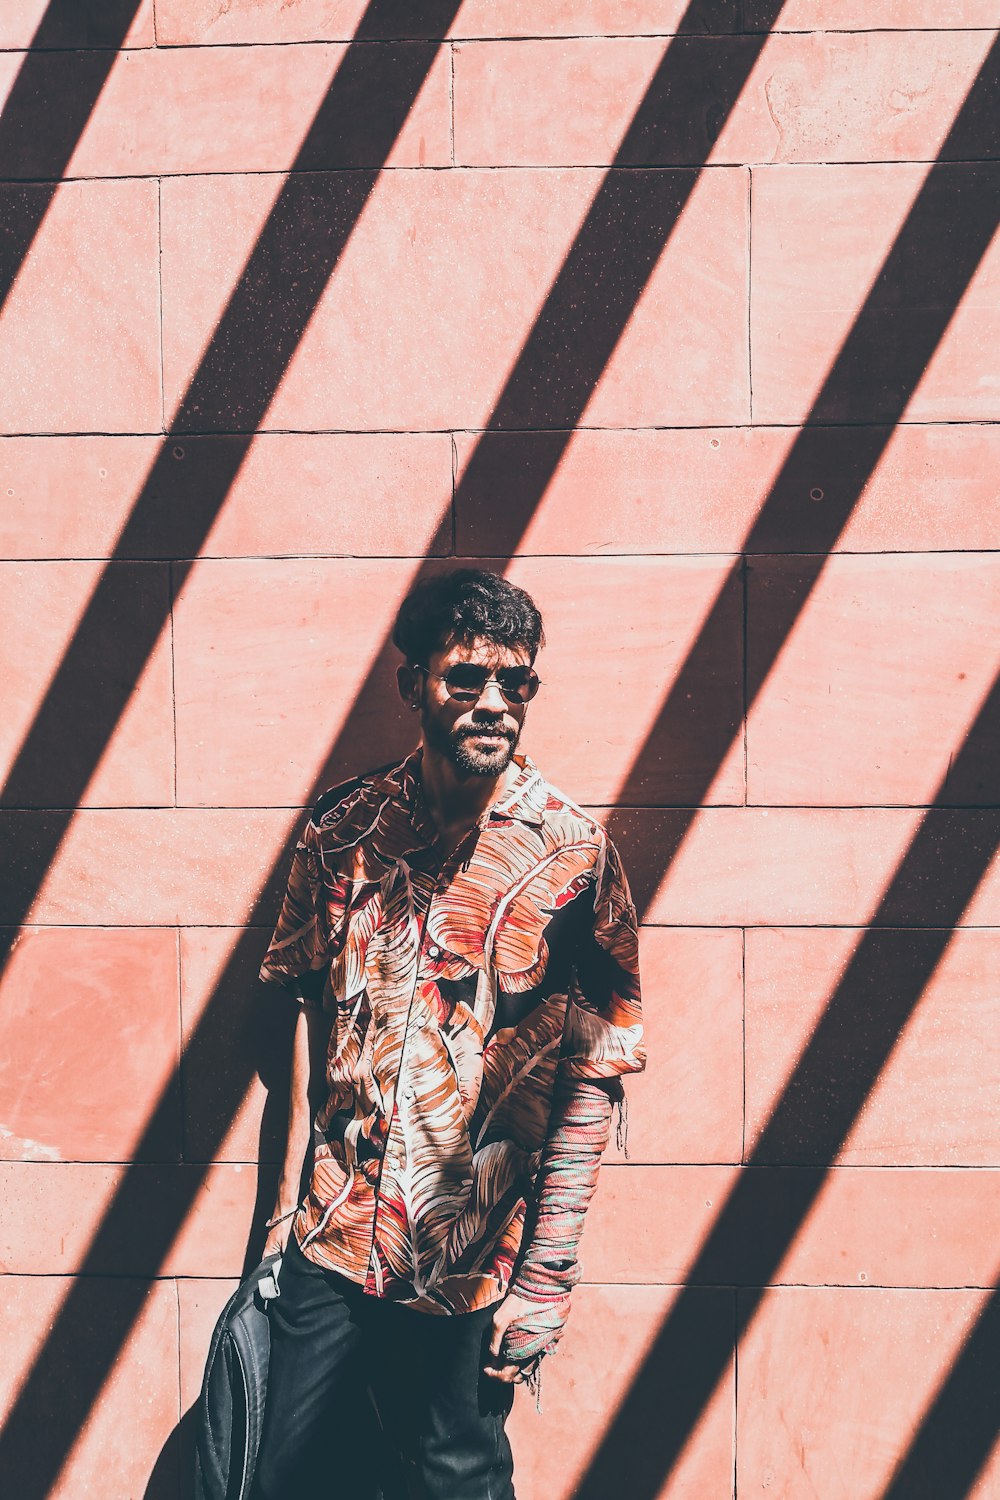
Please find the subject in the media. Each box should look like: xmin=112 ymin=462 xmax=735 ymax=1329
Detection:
xmin=427 ymin=944 xmax=442 ymax=959
xmin=403 ymin=1084 xmax=415 ymax=1101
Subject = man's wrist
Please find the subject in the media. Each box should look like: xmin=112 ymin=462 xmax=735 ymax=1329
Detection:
xmin=269 ymin=1181 xmax=302 ymax=1220
xmin=265 ymin=1204 xmax=300 ymax=1231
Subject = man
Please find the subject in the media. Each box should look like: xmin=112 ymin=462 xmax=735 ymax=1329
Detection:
xmin=253 ymin=568 xmax=644 ymax=1499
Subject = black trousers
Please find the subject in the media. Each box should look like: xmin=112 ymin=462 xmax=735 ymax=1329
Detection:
xmin=253 ymin=1234 xmax=516 ymax=1500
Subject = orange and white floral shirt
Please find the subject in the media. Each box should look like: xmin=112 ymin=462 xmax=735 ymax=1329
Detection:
xmin=260 ymin=750 xmax=644 ymax=1315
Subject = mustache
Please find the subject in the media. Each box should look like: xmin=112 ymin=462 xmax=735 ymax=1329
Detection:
xmin=455 ymin=724 xmax=515 ymax=742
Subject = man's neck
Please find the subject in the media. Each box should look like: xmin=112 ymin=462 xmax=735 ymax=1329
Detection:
xmin=418 ymin=744 xmax=517 ymax=846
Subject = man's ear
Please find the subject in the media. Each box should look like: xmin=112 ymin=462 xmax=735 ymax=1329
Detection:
xmin=397 ymin=663 xmax=421 ymax=708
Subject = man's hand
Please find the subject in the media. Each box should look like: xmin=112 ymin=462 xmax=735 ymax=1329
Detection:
xmin=483 ymin=1290 xmax=542 ymax=1383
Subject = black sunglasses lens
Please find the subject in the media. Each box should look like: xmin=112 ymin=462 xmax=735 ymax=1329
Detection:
xmin=442 ymin=666 xmax=538 ymax=703
xmin=497 ymin=669 xmax=538 ymax=702
xmin=444 ymin=666 xmax=489 ymax=698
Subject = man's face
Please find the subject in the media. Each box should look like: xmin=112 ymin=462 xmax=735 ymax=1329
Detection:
xmin=417 ymin=635 xmax=531 ymax=778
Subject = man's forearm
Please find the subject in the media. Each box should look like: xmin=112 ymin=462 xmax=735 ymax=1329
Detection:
xmin=512 ymin=1074 xmax=616 ymax=1302
xmin=272 ymin=1001 xmax=322 ymax=1217
xmin=492 ymin=1075 xmax=616 ymax=1368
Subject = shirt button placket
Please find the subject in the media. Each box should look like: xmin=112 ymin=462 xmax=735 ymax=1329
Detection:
xmin=375 ymin=869 xmax=443 ymax=1254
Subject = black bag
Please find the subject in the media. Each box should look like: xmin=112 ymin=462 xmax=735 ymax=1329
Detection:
xmin=194 ymin=1253 xmax=282 ymax=1500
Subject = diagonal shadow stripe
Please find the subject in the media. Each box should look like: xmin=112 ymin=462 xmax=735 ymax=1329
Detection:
xmin=200 ymin=23 xmax=1000 ymax=1490
xmin=0 ymin=4 xmax=463 ymax=1495
xmin=1 ymin=3 xmax=785 ymax=836
xmin=1 ymin=4 xmax=790 ymax=1031
xmin=880 ymin=1283 xmax=1000 ymax=1500
xmin=0 ymin=7 xmax=789 ymax=1492
xmin=569 ymin=37 xmax=1000 ymax=1500
xmin=607 ymin=31 xmax=1000 ymax=895
xmin=576 ymin=670 xmax=1000 ymax=1500
xmin=266 ymin=5 xmax=791 ymax=809
xmin=0 ymin=4 xmax=461 ymax=859
xmin=0 ymin=0 xmax=143 ymax=311
xmin=5 ymin=5 xmax=995 ymax=1494
xmin=5 ymin=8 xmax=995 ymax=1488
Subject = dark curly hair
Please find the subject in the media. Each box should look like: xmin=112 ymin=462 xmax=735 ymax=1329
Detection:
xmin=391 ymin=568 xmax=544 ymax=665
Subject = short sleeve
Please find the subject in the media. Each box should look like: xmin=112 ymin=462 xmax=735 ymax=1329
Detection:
xmin=560 ymin=835 xmax=645 ymax=1081
xmin=258 ymin=822 xmax=332 ymax=1003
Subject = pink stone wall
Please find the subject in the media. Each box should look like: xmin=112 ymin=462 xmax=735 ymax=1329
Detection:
xmin=1 ymin=3 xmax=998 ymax=1496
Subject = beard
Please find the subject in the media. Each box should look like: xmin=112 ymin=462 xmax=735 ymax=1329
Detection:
xmin=422 ymin=711 xmax=520 ymax=778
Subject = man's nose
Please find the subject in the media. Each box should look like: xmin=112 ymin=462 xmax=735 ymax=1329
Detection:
xmin=473 ymin=678 xmax=508 ymax=712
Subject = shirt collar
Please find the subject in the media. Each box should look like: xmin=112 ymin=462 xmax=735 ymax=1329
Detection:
xmin=489 ymin=754 xmax=548 ymax=826
xmin=372 ymin=749 xmax=547 ymax=836
xmin=369 ymin=750 xmax=437 ymax=848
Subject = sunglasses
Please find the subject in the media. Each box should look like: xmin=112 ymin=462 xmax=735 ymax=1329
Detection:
xmin=416 ymin=663 xmax=541 ymax=705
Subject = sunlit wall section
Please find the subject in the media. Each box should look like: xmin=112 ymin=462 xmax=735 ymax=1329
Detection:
xmin=0 ymin=3 xmax=998 ymax=1497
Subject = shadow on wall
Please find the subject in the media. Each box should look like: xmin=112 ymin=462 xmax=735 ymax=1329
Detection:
xmin=1 ymin=2 xmax=999 ymax=1499
xmin=586 ymin=676 xmax=1000 ymax=1500
xmin=575 ymin=35 xmax=1000 ymax=1500
xmin=0 ymin=1 xmax=145 ymax=312
xmin=880 ymin=1284 xmax=1000 ymax=1500
xmin=143 ymin=1407 xmax=196 ymax=1500
xmin=141 ymin=971 xmax=292 ymax=1500
xmin=0 ymin=4 xmax=788 ymax=1494
xmin=0 ymin=3 xmax=461 ymax=1496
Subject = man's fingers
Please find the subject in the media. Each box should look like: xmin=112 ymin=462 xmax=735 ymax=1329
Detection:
xmin=488 ymin=1310 xmax=507 ymax=1358
xmin=263 ymin=1223 xmax=290 ymax=1259
xmin=486 ymin=1306 xmax=523 ymax=1382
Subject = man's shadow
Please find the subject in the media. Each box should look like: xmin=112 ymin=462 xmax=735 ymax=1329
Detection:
xmin=143 ymin=975 xmax=291 ymax=1500
xmin=143 ymin=972 xmax=404 ymax=1500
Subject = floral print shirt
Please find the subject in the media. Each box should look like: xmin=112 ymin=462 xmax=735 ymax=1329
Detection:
xmin=259 ymin=750 xmax=644 ymax=1315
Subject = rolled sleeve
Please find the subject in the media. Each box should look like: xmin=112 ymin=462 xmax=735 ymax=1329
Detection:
xmin=560 ymin=835 xmax=645 ymax=1081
